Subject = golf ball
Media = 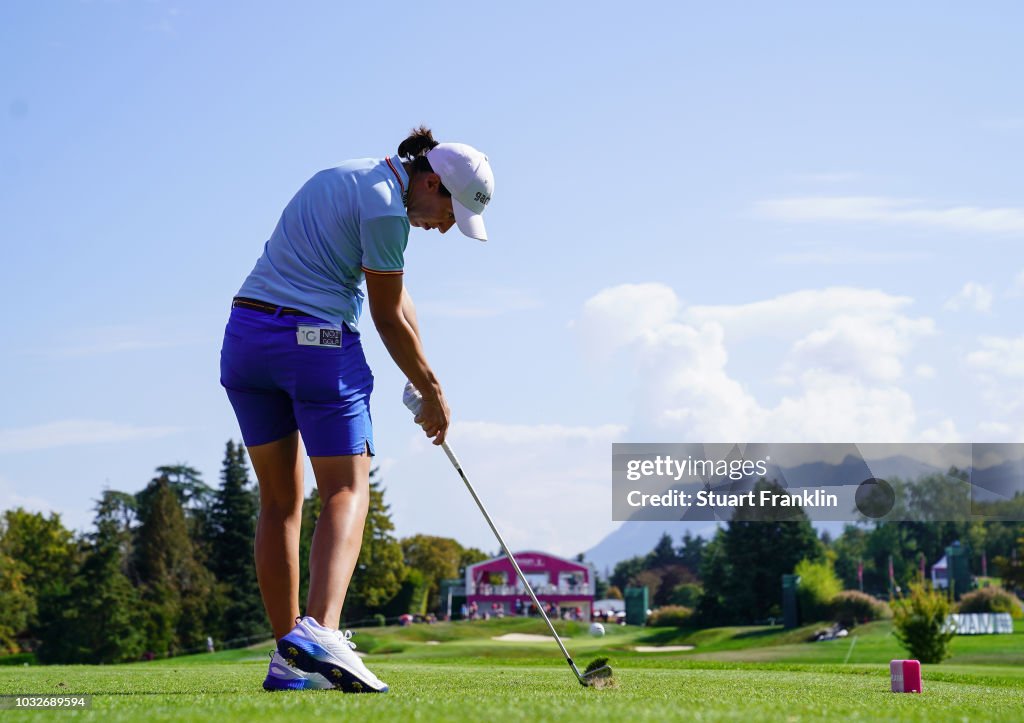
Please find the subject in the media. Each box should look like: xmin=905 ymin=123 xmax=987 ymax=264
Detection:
xmin=589 ymin=623 xmax=606 ymax=637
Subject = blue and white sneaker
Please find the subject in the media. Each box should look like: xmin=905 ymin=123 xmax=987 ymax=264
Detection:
xmin=263 ymin=650 xmax=334 ymax=691
xmin=278 ymin=616 xmax=389 ymax=693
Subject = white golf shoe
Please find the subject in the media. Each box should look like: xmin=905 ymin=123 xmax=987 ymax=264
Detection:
xmin=262 ymin=650 xmax=334 ymax=691
xmin=277 ymin=616 xmax=389 ymax=693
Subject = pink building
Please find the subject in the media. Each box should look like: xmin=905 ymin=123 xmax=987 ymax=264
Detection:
xmin=465 ymin=551 xmax=595 ymax=620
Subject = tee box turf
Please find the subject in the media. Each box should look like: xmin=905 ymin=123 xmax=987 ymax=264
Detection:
xmin=890 ymin=659 xmax=922 ymax=693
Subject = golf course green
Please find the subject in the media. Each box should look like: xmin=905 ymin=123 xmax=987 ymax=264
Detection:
xmin=2 ymin=617 xmax=1021 ymax=721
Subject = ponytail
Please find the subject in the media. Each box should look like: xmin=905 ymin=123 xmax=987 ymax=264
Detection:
xmin=397 ymin=126 xmax=439 ymax=160
xmin=396 ymin=126 xmax=451 ymax=197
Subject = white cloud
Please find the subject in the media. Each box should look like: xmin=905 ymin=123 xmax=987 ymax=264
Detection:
xmin=914 ymin=364 xmax=936 ymax=380
xmin=684 ymin=287 xmax=933 ymax=382
xmin=577 ymin=284 xmax=939 ymax=442
xmin=964 ymin=336 xmax=1024 ymax=423
xmin=756 ymin=196 xmax=1024 ymax=234
xmin=0 ymin=474 xmax=58 ymax=515
xmin=977 ymin=422 xmax=1017 ymax=440
xmin=687 ymin=287 xmax=920 ymax=339
xmin=789 ymin=313 xmax=931 ymax=381
xmin=945 ymin=282 xmax=994 ymax=312
xmin=967 ymin=336 xmax=1024 ymax=379
xmin=917 ymin=419 xmax=961 ymax=443
xmin=0 ymin=420 xmax=181 ymax=454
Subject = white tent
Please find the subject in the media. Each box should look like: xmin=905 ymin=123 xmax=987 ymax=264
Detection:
xmin=931 ymin=555 xmax=949 ymax=589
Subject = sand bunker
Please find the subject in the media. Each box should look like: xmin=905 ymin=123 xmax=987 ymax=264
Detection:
xmin=491 ymin=633 xmax=552 ymax=642
xmin=633 ymin=645 xmax=694 ymax=652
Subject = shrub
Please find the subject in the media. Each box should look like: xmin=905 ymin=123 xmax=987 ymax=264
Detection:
xmin=373 ymin=613 xmax=386 ymax=627
xmin=892 ymin=582 xmax=955 ymax=664
xmin=831 ymin=590 xmax=892 ymax=627
xmin=957 ymin=587 xmax=1023 ymax=620
xmin=795 ymin=558 xmax=842 ymax=622
xmin=669 ymin=583 xmax=703 ymax=608
xmin=647 ymin=605 xmax=693 ymax=627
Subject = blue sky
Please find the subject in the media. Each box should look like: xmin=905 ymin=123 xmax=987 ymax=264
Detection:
xmin=2 ymin=1 xmax=1022 ymax=558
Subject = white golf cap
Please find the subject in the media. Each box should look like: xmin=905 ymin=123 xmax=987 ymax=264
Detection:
xmin=426 ymin=142 xmax=494 ymax=241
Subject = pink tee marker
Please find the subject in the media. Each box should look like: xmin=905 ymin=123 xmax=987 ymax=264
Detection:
xmin=890 ymin=659 xmax=922 ymax=693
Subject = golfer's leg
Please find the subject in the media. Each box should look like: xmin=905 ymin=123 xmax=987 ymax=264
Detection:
xmin=305 ymin=451 xmax=372 ymax=629
xmin=248 ymin=430 xmax=305 ymax=640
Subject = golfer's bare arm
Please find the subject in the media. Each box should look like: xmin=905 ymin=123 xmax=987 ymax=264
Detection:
xmin=365 ymin=271 xmax=449 ymax=443
xmin=400 ymin=287 xmax=422 ymax=340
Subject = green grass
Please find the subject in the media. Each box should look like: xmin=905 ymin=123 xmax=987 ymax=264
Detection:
xmin=2 ymin=618 xmax=1022 ymax=722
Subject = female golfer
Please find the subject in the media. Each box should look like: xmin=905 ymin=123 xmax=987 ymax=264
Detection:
xmin=219 ymin=127 xmax=494 ymax=692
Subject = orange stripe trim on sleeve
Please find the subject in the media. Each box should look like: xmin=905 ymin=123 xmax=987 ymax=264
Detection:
xmin=362 ymin=266 xmax=405 ymax=276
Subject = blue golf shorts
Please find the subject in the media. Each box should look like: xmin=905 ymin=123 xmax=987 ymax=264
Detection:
xmin=219 ymin=305 xmax=374 ymax=456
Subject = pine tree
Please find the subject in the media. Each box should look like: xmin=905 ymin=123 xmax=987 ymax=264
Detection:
xmin=208 ymin=441 xmax=266 ymax=642
xmin=646 ymin=532 xmax=682 ymax=568
xmin=697 ymin=479 xmax=822 ymax=624
xmin=678 ymin=530 xmax=707 ymax=573
xmin=139 ymin=464 xmax=214 ymax=547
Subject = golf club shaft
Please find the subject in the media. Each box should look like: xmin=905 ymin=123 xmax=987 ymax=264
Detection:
xmin=440 ymin=441 xmax=579 ymax=672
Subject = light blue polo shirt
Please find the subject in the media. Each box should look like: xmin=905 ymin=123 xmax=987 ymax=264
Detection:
xmin=236 ymin=156 xmax=410 ymax=331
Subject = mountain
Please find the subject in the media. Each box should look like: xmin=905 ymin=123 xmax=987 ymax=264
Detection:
xmin=582 ymin=521 xmax=719 ymax=577
xmin=582 ymin=519 xmax=847 ymax=576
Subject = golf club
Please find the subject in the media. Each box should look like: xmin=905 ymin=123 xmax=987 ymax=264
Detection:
xmin=403 ymin=382 xmax=613 ymax=687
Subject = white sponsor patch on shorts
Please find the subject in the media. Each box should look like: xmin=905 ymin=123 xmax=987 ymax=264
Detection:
xmin=297 ymin=325 xmax=342 ymax=348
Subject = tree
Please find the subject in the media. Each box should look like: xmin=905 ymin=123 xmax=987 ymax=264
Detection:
xmin=207 ymin=441 xmax=265 ymax=641
xmin=994 ymin=531 xmax=1024 ymax=593
xmin=695 ymin=531 xmax=730 ymax=624
xmin=697 ymin=479 xmax=822 ymax=624
xmin=344 ymin=468 xmax=406 ymax=621
xmin=458 ymin=546 xmax=490 ymax=574
xmin=795 ymin=557 xmax=842 ymax=622
xmin=138 ymin=464 xmax=214 ymax=547
xmin=0 ymin=550 xmax=32 ymax=653
xmin=35 ymin=500 xmax=145 ymax=664
xmin=0 ymin=509 xmax=77 ymax=648
xmin=678 ymin=530 xmax=706 ymax=573
xmin=891 ymin=582 xmax=955 ymax=664
xmin=646 ymin=532 xmax=681 ymax=569
xmin=401 ymin=534 xmax=464 ymax=612
xmin=134 ymin=475 xmax=216 ymax=655
xmin=632 ymin=569 xmax=663 ymax=604
xmin=832 ymin=524 xmax=870 ymax=590
xmin=653 ymin=565 xmax=697 ymax=606
xmin=610 ymin=555 xmax=646 ymax=592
